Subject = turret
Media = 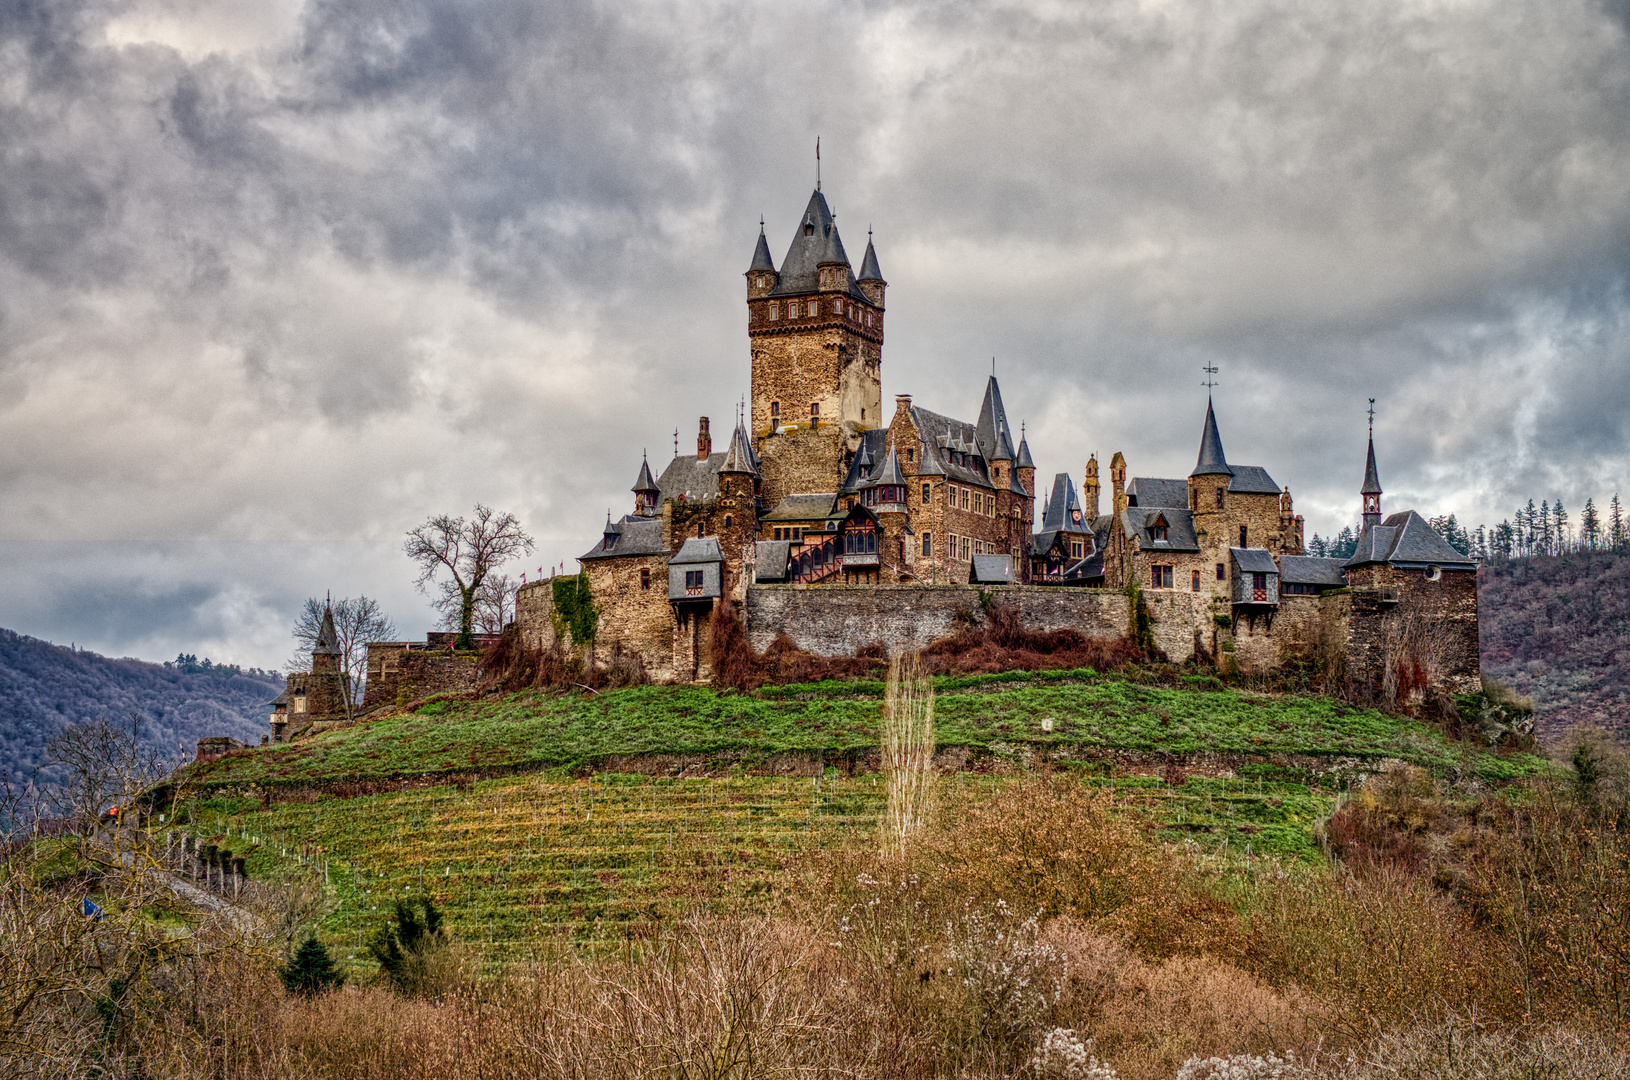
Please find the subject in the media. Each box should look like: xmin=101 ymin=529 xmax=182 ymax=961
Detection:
xmin=1083 ymin=455 xmax=1100 ymax=520
xmin=975 ymin=375 xmax=1017 ymax=489
xmin=1110 ymin=452 xmax=1127 ymax=518
xmin=632 ymin=452 xmax=661 ymax=517
xmin=1014 ymin=425 xmax=1036 ymax=502
xmin=857 ymin=231 xmax=885 ymax=308
xmin=697 ymin=417 xmax=712 ymax=461
xmin=1361 ymin=435 xmax=1383 ymax=530
xmin=746 ymin=222 xmax=777 ymax=300
xmin=1187 ymin=398 xmax=1234 ymax=515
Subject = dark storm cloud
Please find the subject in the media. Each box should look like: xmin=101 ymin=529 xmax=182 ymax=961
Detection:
xmin=1 ymin=0 xmax=1628 ymax=664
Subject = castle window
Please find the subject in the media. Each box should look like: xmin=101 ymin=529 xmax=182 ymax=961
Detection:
xmin=773 ymin=528 xmax=781 ymax=540
xmin=640 ymin=569 xmax=651 ymax=591
xmin=923 ymin=533 xmax=932 ymax=556
xmin=922 ymin=483 xmax=931 ymax=505
xmin=684 ymin=570 xmax=704 ymax=596
xmin=810 ymin=402 xmax=819 ymax=417
xmin=697 ymin=523 xmax=704 ymax=539
xmin=1071 ymin=541 xmax=1083 ymax=559
xmin=789 ymin=302 xmax=799 ymax=318
xmin=1217 ymin=563 xmax=1226 ymax=580
xmin=834 ymin=299 xmax=842 ymax=314
xmin=770 ymin=401 xmax=779 ymax=418
xmin=1427 ymin=565 xmax=1442 ymax=581
xmin=1152 ymin=523 xmax=1168 ymax=542
xmin=1215 ymin=487 xmax=1225 ymax=509
xmin=905 ymin=447 xmax=912 ymax=462
xmin=724 ymin=515 xmax=733 ymax=528
xmin=960 ymin=488 xmax=969 ymax=511
xmin=1151 ymin=565 xmax=1173 ymax=589
xmin=769 ymin=303 xmax=779 ymax=320
xmin=1239 ymin=525 xmax=1248 ymax=547
xmin=1192 ymin=570 xmax=1201 ymax=591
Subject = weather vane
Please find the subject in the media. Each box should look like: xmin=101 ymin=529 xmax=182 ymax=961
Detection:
xmin=1201 ymin=364 xmax=1219 ymax=391
xmin=1367 ymin=397 xmax=1376 ymax=436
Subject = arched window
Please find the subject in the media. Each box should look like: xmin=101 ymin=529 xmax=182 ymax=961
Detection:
xmin=769 ymin=302 xmax=779 ymax=320
xmin=834 ymin=299 xmax=842 ymax=314
xmin=724 ymin=516 xmax=733 ymax=528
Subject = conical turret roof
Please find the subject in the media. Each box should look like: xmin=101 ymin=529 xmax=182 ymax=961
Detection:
xmin=1015 ymin=434 xmax=1034 ymax=469
xmin=314 ymin=603 xmax=340 ymax=655
xmin=769 ymin=190 xmax=860 ymax=297
xmin=976 ymin=376 xmax=1018 ymax=462
xmin=1190 ymin=398 xmax=1235 ymax=478
xmin=716 ymin=422 xmax=758 ymax=476
xmin=1361 ymin=437 xmax=1382 ymax=495
xmin=858 ymin=236 xmax=883 ymax=281
xmin=632 ymin=453 xmax=658 ymax=493
xmin=869 ymin=446 xmax=906 ymax=488
xmin=748 ymin=228 xmax=775 ymax=274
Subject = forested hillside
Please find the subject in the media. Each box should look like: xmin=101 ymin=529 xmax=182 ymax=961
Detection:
xmin=0 ymin=629 xmax=280 ymax=781
xmin=1480 ymin=551 xmax=1630 ymax=740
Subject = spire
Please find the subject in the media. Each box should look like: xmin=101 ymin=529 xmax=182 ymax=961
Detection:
xmin=747 ymin=226 xmax=775 ymax=274
xmin=867 ymin=445 xmax=907 ymax=489
xmin=771 ymin=189 xmax=852 ymax=295
xmin=858 ymin=230 xmax=883 ymax=282
xmin=716 ymin=421 xmax=758 ymax=476
xmin=1042 ymin=474 xmax=1080 ymax=532
xmin=632 ymin=451 xmax=658 ymax=494
xmin=314 ymin=601 xmax=339 ymax=655
xmin=1190 ymin=398 xmax=1234 ymax=478
xmin=975 ymin=375 xmax=1018 ymax=463
xmin=1361 ymin=438 xmax=1382 ymax=495
xmin=1015 ymin=420 xmax=1034 ymax=469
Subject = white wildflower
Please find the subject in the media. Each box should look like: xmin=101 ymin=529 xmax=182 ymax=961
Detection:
xmin=1173 ymin=1052 xmax=1305 ymax=1080
xmin=1029 ymin=1028 xmax=1118 ymax=1080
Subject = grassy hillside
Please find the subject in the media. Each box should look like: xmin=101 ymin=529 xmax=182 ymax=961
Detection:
xmin=166 ymin=673 xmax=1547 ymax=963
xmin=187 ymin=669 xmax=1544 ymax=791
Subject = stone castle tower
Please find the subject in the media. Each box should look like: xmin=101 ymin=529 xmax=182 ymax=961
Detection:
xmin=746 ymin=190 xmax=886 ymax=507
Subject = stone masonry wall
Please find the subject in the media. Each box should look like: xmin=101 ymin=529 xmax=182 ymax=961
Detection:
xmin=584 ymin=555 xmax=681 ymax=681
xmin=745 ymin=585 xmax=1132 ymax=657
xmin=756 ymin=425 xmax=850 ymax=511
xmin=1341 ymin=565 xmax=1481 ymax=695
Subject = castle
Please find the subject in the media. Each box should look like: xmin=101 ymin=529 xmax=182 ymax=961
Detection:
xmin=270 ymin=183 xmax=1481 ymax=741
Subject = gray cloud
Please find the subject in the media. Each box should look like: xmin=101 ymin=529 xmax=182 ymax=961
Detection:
xmin=2 ymin=0 xmax=1629 ymax=667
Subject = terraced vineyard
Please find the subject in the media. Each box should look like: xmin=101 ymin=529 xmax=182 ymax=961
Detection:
xmin=171 ymin=766 xmax=1340 ymax=966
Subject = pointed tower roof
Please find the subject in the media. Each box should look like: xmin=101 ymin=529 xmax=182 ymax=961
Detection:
xmin=1361 ymin=437 xmax=1382 ymax=495
xmin=869 ymin=446 xmax=906 ymax=488
xmin=314 ymin=602 xmax=340 ymax=655
xmin=1190 ymin=398 xmax=1235 ymax=478
xmin=858 ymin=234 xmax=883 ymax=282
xmin=632 ymin=452 xmax=658 ymax=494
xmin=975 ymin=376 xmax=1018 ymax=463
xmin=1042 ymin=474 xmax=1082 ymax=532
xmin=769 ymin=189 xmax=861 ymax=298
xmin=1015 ymin=422 xmax=1035 ymax=469
xmin=748 ymin=227 xmax=775 ymax=274
xmin=716 ymin=422 xmax=758 ymax=476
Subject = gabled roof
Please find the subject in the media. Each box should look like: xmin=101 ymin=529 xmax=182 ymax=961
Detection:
xmin=671 ymin=536 xmax=724 ymax=564
xmin=764 ymin=493 xmax=837 ymax=521
xmin=974 ymin=376 xmax=1018 ymax=463
xmin=1122 ymin=506 xmax=1200 ymax=552
xmin=858 ymin=236 xmax=883 ymax=282
xmin=1191 ymin=398 xmax=1234 ymax=477
xmin=1230 ymin=547 xmax=1280 ymax=574
xmin=717 ymin=423 xmax=758 ymax=476
xmin=657 ymin=451 xmax=727 ymax=502
xmin=748 ymin=228 xmax=775 ymax=274
xmin=1279 ymin=555 xmax=1347 ymax=586
xmin=580 ymin=516 xmax=666 ymax=561
xmin=909 ymin=404 xmax=1012 ymax=491
xmin=840 ymin=428 xmax=891 ymax=493
xmin=767 ymin=190 xmax=867 ymax=301
xmin=1228 ymin=465 xmax=1280 ymax=496
xmin=314 ymin=605 xmax=339 ymax=655
xmin=1344 ymin=510 xmax=1476 ymax=571
xmin=970 ymin=554 xmax=1017 ymax=584
xmin=1127 ymin=477 xmax=1187 ymax=510
xmin=632 ymin=454 xmax=658 ymax=493
xmin=754 ymin=540 xmax=791 ymax=582
xmin=1362 ymin=437 xmax=1382 ymax=495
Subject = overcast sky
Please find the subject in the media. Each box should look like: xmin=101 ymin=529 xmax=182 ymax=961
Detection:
xmin=3 ymin=0 xmax=1629 ymax=669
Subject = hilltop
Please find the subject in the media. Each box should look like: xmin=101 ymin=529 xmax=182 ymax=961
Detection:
xmin=1479 ymin=551 xmax=1630 ymax=741
xmin=0 ymin=628 xmax=280 ymax=781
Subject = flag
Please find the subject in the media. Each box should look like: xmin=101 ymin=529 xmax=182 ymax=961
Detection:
xmin=82 ymin=898 xmax=104 ymax=920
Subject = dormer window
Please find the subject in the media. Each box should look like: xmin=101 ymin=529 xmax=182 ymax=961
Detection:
xmin=1151 ymin=517 xmax=1169 ymax=543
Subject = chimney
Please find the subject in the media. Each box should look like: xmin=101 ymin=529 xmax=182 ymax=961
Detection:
xmin=697 ymin=417 xmax=712 ymax=461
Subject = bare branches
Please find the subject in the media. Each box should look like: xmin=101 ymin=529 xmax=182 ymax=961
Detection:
xmin=289 ymin=596 xmax=396 ymax=721
xmin=404 ymin=505 xmax=534 ymax=649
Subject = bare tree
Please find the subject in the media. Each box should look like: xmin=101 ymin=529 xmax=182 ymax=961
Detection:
xmin=472 ymin=573 xmax=518 ymax=636
xmin=404 ymin=505 xmax=534 ymax=649
xmin=287 ymin=596 xmax=396 ymax=722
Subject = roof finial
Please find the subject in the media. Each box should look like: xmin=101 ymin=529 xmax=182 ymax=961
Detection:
xmin=1202 ymin=363 xmax=1219 ymax=392
xmin=1367 ymin=397 xmax=1376 ymax=436
xmin=816 ymin=136 xmax=821 ymax=191
xmin=673 ymin=428 xmax=679 ymax=458
xmin=759 ymin=216 xmax=764 ymax=235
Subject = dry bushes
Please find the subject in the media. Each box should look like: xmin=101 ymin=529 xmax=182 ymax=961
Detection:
xmin=477 ymin=624 xmax=649 ymax=694
xmin=918 ymin=602 xmax=1146 ymax=678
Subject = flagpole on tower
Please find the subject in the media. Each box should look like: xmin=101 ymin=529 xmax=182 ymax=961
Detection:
xmin=816 ymin=137 xmax=821 ymax=191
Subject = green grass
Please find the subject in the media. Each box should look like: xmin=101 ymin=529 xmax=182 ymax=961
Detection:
xmin=187 ymin=675 xmax=1548 ymax=791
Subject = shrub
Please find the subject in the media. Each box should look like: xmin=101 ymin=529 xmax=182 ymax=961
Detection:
xmin=280 ymin=934 xmax=345 ymax=997
xmin=367 ymin=896 xmax=456 ymax=999
xmin=1031 ymin=1028 xmax=1120 ymax=1079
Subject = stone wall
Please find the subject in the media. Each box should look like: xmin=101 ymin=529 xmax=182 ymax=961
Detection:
xmin=745 ymin=585 xmax=1133 ymax=656
xmin=756 ymin=425 xmax=850 ymax=511
xmin=361 ymin=644 xmax=481 ymax=708
xmin=1342 ymin=565 xmax=1481 ymax=695
xmin=515 ymin=580 xmax=559 ymax=652
xmin=584 ymin=555 xmax=683 ymax=681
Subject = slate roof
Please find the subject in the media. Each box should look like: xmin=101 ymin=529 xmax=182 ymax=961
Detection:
xmin=754 ymin=540 xmax=791 ymax=582
xmin=1228 ymin=465 xmax=1281 ymax=496
xmin=1279 ymin=555 xmax=1348 ymax=587
xmin=970 ymin=554 xmax=1017 ymax=584
xmin=268 ymin=690 xmax=288 ymax=707
xmin=1230 ymin=547 xmax=1280 ymax=574
xmin=764 ymin=493 xmax=838 ymax=521
xmin=1344 ymin=510 xmax=1477 ymax=571
xmin=1191 ymin=398 xmax=1235 ymax=477
xmin=748 ymin=229 xmax=775 ymax=274
xmin=1127 ymin=477 xmax=1187 ymax=509
xmin=1122 ymin=506 xmax=1200 ymax=552
xmin=632 ymin=454 xmax=658 ymax=493
xmin=314 ymin=605 xmax=339 ymax=655
xmin=767 ymin=190 xmax=868 ymax=301
xmin=1015 ymin=436 xmax=1034 ymax=469
xmin=671 ymin=537 xmax=724 ymax=565
xmin=657 ymin=452 xmax=726 ymax=502
xmin=718 ymin=423 xmax=758 ymax=475
xmin=1362 ymin=438 xmax=1383 ymax=495
xmin=909 ymin=404 xmax=1025 ymax=492
xmin=840 ymin=428 xmax=891 ymax=493
xmin=974 ymin=376 xmax=1018 ymax=463
xmin=580 ymin=516 xmax=666 ymax=561
xmin=870 ymin=447 xmax=907 ymax=488
xmin=858 ymin=237 xmax=883 ymax=281
xmin=1041 ymin=473 xmax=1088 ymax=532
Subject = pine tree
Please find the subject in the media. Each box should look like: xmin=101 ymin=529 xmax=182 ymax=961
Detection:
xmin=1307 ymin=533 xmax=1328 ymax=557
xmin=1539 ymin=500 xmax=1552 ymax=555
xmin=1612 ymin=494 xmax=1625 ymax=550
xmin=1524 ymin=499 xmax=1538 ymax=556
xmin=367 ymin=896 xmax=447 ymax=997
xmin=1331 ymin=525 xmax=1358 ymax=560
xmin=1554 ymin=499 xmax=1569 ymax=554
xmin=1495 ymin=520 xmax=1515 ymax=562
xmin=280 ymin=935 xmax=345 ymax=997
xmin=1581 ymin=498 xmax=1601 ymax=550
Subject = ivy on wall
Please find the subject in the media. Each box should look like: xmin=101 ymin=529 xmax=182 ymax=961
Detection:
xmin=552 ymin=572 xmax=600 ymax=648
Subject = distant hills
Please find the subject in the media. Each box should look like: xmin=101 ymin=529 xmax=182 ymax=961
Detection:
xmin=0 ymin=629 xmax=281 ymax=782
xmin=1479 ymin=551 xmax=1630 ymax=742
